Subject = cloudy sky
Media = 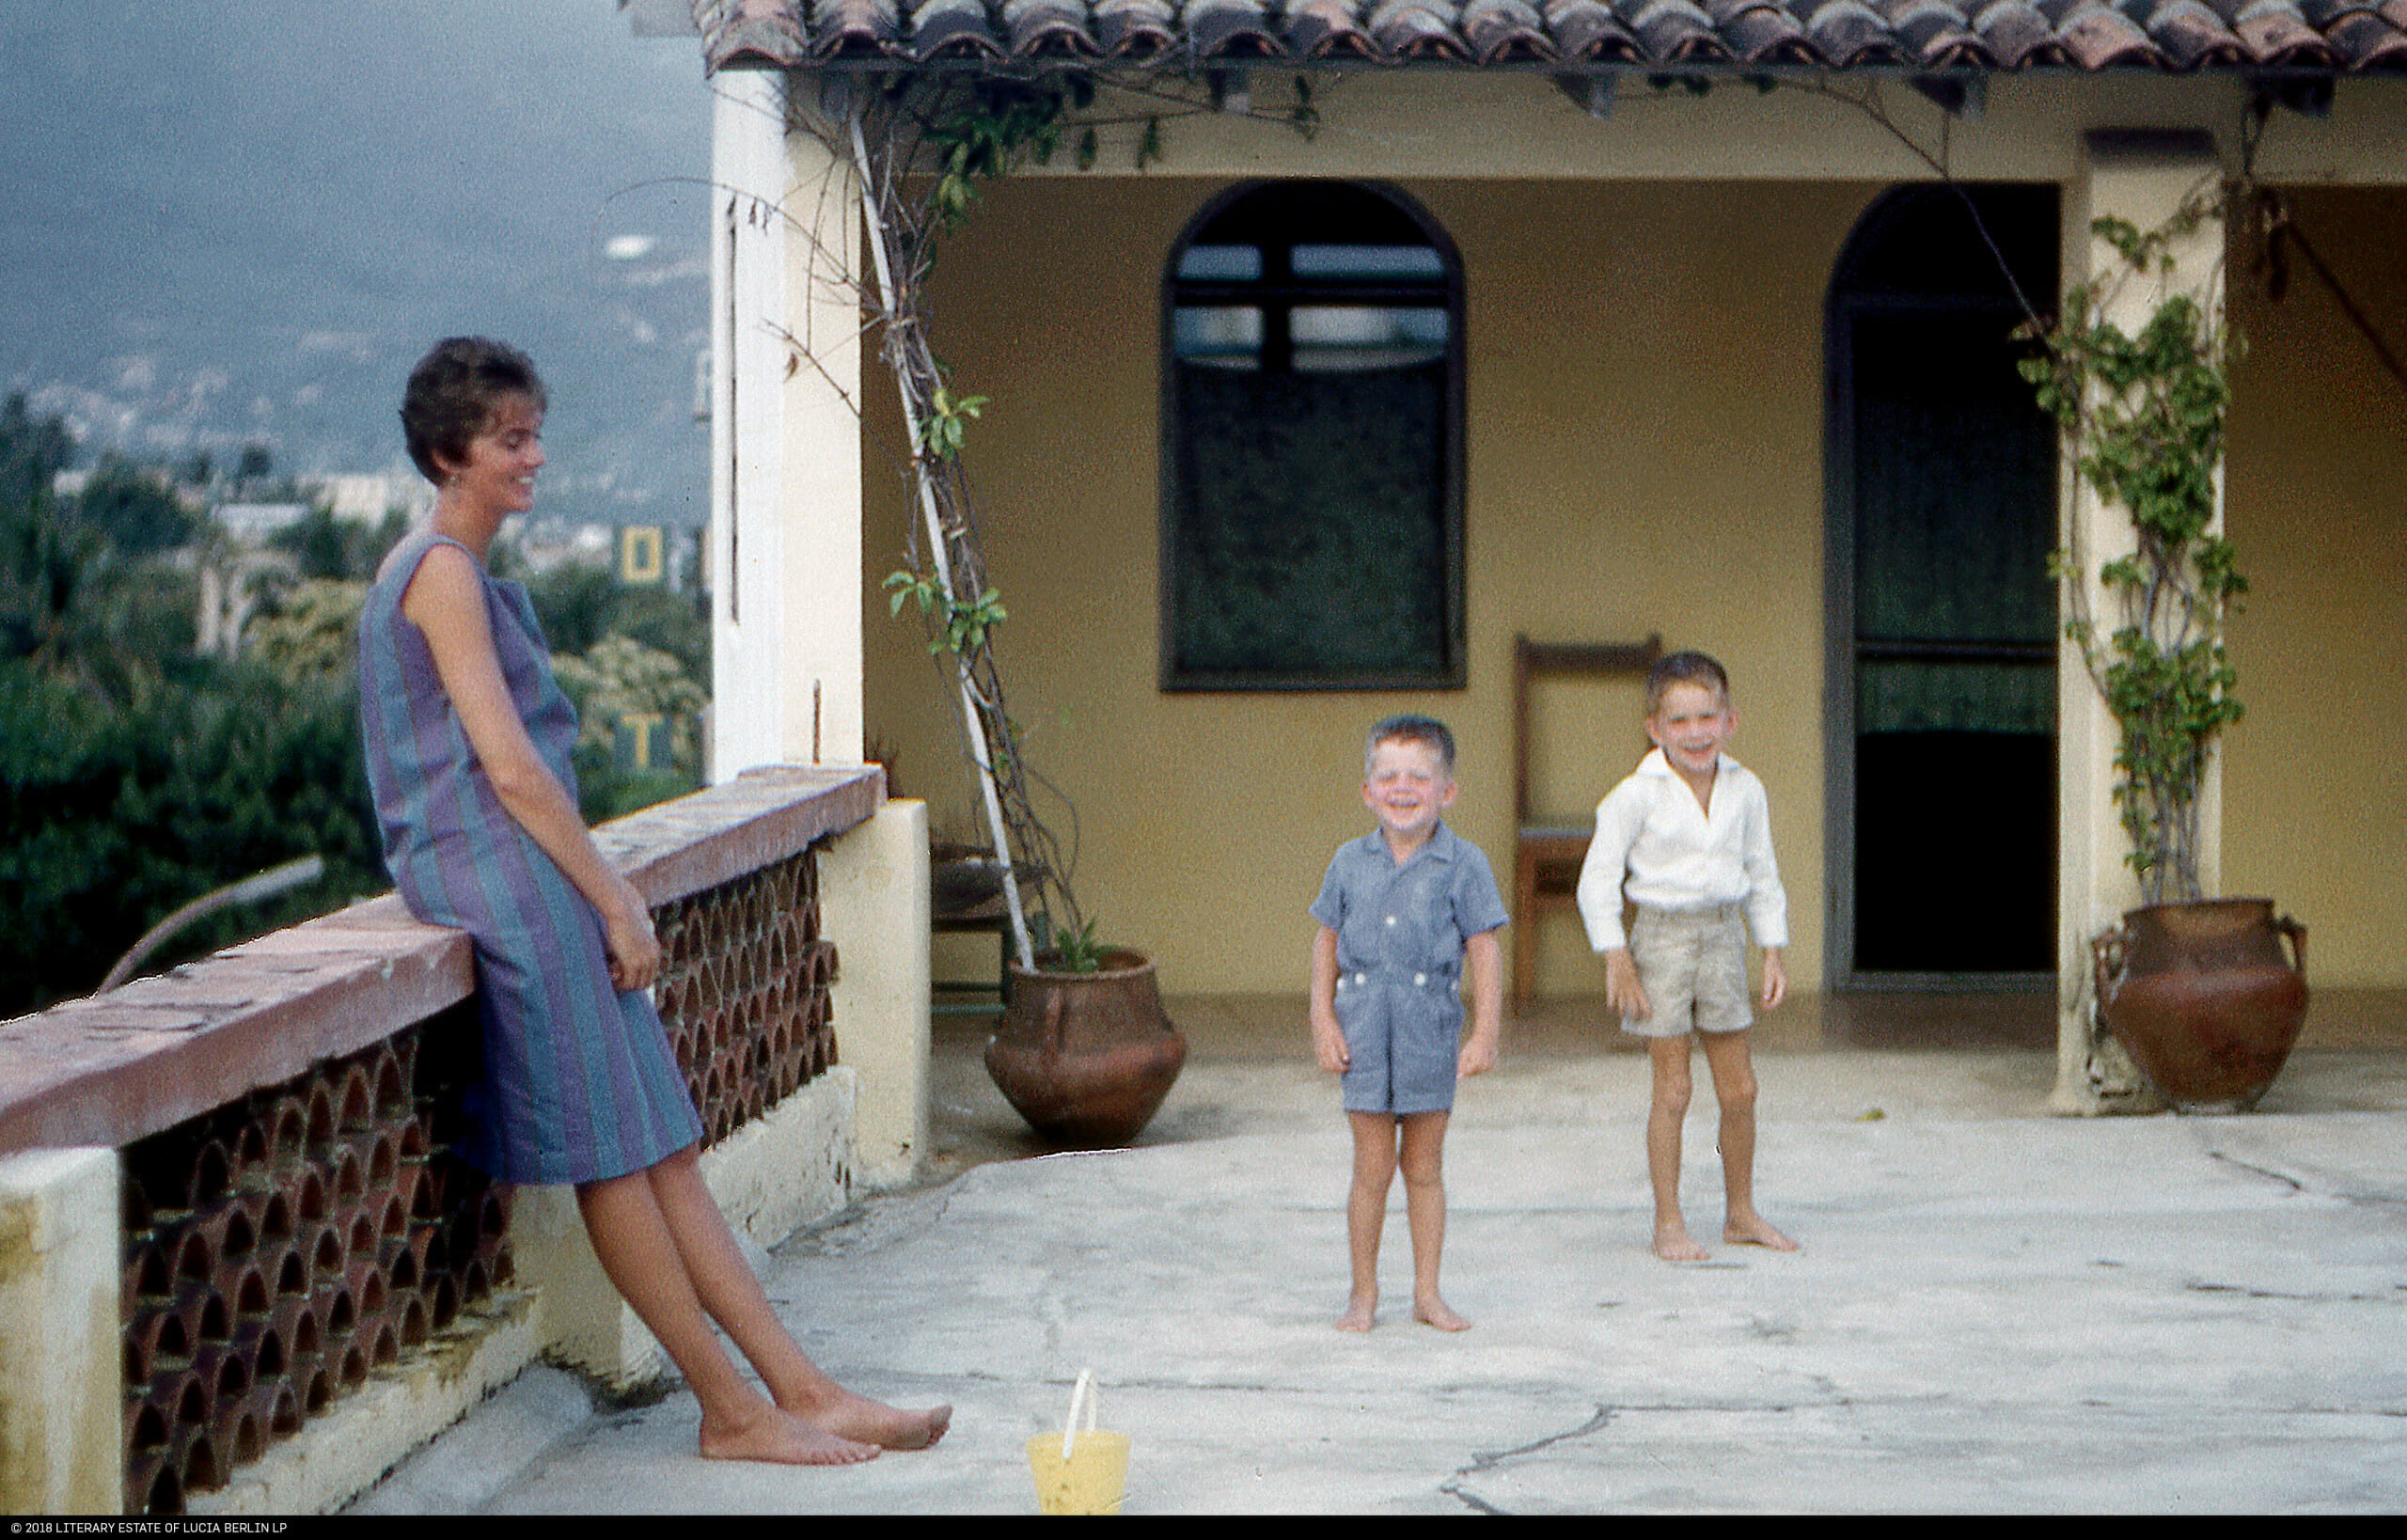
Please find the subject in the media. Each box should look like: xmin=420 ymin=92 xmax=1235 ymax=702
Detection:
xmin=0 ymin=1 xmax=716 ymax=524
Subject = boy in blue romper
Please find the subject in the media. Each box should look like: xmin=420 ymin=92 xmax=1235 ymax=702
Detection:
xmin=1310 ymin=715 xmax=1507 ymax=1331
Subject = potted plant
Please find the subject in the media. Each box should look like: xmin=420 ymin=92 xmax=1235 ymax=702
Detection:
xmin=2020 ymin=193 xmax=2308 ymax=1113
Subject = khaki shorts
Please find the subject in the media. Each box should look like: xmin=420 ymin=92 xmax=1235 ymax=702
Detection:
xmin=1621 ymin=904 xmax=1753 ymax=1038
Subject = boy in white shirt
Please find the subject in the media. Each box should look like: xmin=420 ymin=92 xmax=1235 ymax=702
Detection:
xmin=1575 ymin=652 xmax=1800 ymax=1263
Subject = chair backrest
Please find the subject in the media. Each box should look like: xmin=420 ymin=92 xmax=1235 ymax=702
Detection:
xmin=1512 ymin=633 xmax=1663 ymax=826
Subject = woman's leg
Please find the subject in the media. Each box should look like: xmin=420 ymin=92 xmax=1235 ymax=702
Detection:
xmin=574 ymin=1160 xmax=876 ymax=1464
xmin=1338 ymin=1111 xmax=1399 ymax=1330
xmin=1398 ymin=1110 xmax=1469 ymax=1330
xmin=639 ymin=1148 xmax=951 ymax=1450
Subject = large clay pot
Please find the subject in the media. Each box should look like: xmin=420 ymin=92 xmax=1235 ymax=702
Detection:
xmin=985 ymin=950 xmax=1187 ymax=1147
xmin=2093 ymin=898 xmax=2308 ymax=1113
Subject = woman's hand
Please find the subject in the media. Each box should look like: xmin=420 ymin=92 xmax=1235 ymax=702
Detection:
xmin=601 ymin=877 xmax=662 ymax=994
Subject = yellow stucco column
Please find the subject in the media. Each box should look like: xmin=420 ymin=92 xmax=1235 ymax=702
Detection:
xmin=2052 ymin=132 xmax=2226 ymax=1115
xmin=708 ymin=71 xmax=866 ymax=780
xmin=0 ymin=1147 xmax=119 ymax=1515
xmin=820 ymin=798 xmax=934 ymax=1189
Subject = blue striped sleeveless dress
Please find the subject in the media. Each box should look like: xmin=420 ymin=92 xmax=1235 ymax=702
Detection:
xmin=358 ymin=531 xmax=703 ymax=1185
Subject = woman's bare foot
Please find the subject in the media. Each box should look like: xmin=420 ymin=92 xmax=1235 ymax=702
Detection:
xmin=700 ymin=1406 xmax=879 ymax=1466
xmin=795 ymin=1389 xmax=952 ymax=1452
xmin=1653 ymin=1220 xmax=1711 ymax=1263
xmin=1724 ymin=1213 xmax=1799 ymax=1252
xmin=1412 ymin=1296 xmax=1471 ymax=1332
xmin=1335 ymin=1294 xmax=1377 ymax=1332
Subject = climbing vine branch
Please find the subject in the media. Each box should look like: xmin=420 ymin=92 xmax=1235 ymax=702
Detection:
xmin=763 ymin=69 xmax=1317 ymax=969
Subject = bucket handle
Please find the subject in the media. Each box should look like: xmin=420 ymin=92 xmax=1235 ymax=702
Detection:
xmin=2275 ymin=913 xmax=2307 ymax=976
xmin=1061 ymin=1368 xmax=1098 ymax=1460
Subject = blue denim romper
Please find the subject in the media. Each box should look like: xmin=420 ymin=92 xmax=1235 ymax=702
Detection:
xmin=1310 ymin=824 xmax=1510 ymax=1115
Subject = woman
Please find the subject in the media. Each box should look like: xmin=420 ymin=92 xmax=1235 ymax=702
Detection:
xmin=360 ymin=338 xmax=948 ymax=1465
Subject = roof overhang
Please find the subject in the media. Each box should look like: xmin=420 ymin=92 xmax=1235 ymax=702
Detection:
xmin=681 ymin=0 xmax=2405 ymax=80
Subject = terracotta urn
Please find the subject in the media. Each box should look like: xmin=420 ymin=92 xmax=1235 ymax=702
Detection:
xmin=985 ymin=949 xmax=1187 ymax=1147
xmin=2093 ymin=898 xmax=2309 ymax=1113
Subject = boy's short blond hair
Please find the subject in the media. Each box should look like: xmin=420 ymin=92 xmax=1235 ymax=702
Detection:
xmin=1644 ymin=652 xmax=1731 ymax=715
xmin=1365 ymin=714 xmax=1456 ymax=778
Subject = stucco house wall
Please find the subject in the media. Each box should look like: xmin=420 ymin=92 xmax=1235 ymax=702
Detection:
xmin=860 ymin=165 xmax=2406 ymax=996
xmin=2222 ymin=184 xmax=2407 ymax=985
xmin=865 ymin=174 xmax=1870 ymax=996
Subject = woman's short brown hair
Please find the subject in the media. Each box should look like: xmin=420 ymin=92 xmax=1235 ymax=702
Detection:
xmin=400 ymin=337 xmax=547 ymax=484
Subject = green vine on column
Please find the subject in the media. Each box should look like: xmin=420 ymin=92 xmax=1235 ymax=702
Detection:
xmin=2017 ymin=195 xmax=2247 ymax=906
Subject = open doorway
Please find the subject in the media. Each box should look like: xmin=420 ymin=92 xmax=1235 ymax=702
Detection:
xmin=1825 ymin=184 xmax=2060 ymax=987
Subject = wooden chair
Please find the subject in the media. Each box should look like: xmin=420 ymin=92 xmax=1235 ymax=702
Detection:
xmin=930 ymin=841 xmax=1031 ymax=1013
xmin=1511 ymin=632 xmax=1662 ymax=1013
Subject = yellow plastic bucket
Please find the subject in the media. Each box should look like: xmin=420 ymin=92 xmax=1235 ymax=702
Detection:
xmin=1028 ymin=1370 xmax=1129 ymax=1515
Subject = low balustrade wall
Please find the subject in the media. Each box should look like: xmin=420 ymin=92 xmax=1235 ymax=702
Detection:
xmin=0 ymin=766 xmax=933 ymax=1516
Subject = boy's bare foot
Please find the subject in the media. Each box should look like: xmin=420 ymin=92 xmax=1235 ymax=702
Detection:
xmin=700 ymin=1406 xmax=879 ymax=1466
xmin=1335 ymin=1295 xmax=1377 ymax=1332
xmin=1724 ymin=1215 xmax=1800 ymax=1252
xmin=794 ymin=1390 xmax=952 ymax=1452
xmin=1652 ymin=1222 xmax=1711 ymax=1263
xmin=1412 ymin=1296 xmax=1471 ymax=1332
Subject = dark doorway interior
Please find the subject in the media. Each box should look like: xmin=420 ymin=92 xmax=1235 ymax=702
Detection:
xmin=1828 ymin=185 xmax=2060 ymax=983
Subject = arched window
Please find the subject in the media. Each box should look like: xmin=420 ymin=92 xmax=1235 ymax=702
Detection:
xmin=1160 ymin=181 xmax=1465 ymax=691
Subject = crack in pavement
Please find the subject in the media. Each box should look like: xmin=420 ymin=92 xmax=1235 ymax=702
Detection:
xmin=2206 ymin=1147 xmax=2407 ymax=1211
xmin=1440 ymin=1404 xmax=1616 ymax=1514
xmin=2185 ymin=1279 xmax=2401 ymax=1305
xmin=2207 ymin=1150 xmax=2309 ymax=1194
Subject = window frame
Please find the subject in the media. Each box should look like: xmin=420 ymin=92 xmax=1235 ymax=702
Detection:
xmin=1156 ymin=179 xmax=1469 ymax=693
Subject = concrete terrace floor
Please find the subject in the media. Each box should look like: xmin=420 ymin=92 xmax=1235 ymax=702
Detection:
xmin=352 ymin=988 xmax=2407 ymax=1515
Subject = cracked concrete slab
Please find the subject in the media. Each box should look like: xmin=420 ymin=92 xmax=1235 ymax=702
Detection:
xmin=352 ymin=1047 xmax=2407 ymax=1514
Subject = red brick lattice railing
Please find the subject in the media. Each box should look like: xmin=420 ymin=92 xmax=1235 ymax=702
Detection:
xmin=0 ymin=766 xmax=883 ymax=1516
xmin=118 ymin=1016 xmax=507 ymax=1513
xmin=657 ymin=849 xmax=839 ymax=1146
xmin=112 ymin=843 xmax=840 ymax=1514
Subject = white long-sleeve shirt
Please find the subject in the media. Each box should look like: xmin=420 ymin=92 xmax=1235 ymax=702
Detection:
xmin=1574 ymin=748 xmax=1787 ymax=954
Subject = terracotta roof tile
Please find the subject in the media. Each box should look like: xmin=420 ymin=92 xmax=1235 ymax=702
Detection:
xmin=2053 ymin=5 xmax=2155 ymax=70
xmin=1723 ymin=8 xmax=1818 ymax=67
xmin=691 ymin=0 xmax=2407 ymax=71
xmin=1462 ymin=0 xmax=1560 ymax=64
xmin=1974 ymin=1 xmax=2069 ymax=67
xmin=1542 ymin=0 xmax=1646 ymax=58
xmin=1880 ymin=0 xmax=1989 ymax=63
xmin=1092 ymin=0 xmax=1182 ymax=55
xmin=914 ymin=0 xmax=1009 ymax=55
xmin=1282 ymin=0 xmax=1353 ymax=55
xmin=802 ymin=0 xmax=897 ymax=57
xmin=2133 ymin=1 xmax=2237 ymax=70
